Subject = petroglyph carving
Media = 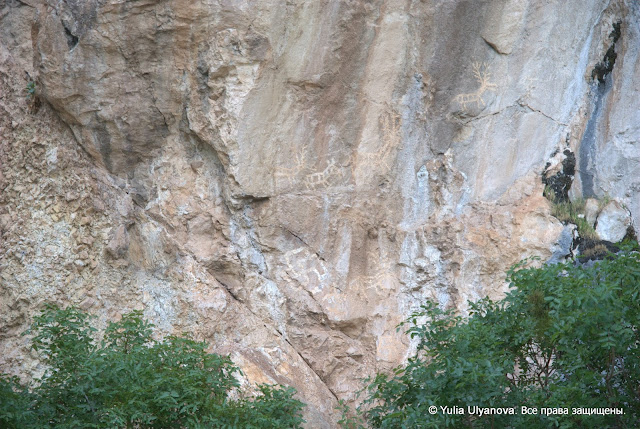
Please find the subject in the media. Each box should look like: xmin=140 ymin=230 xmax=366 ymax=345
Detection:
xmin=273 ymin=146 xmax=307 ymax=186
xmin=454 ymin=62 xmax=497 ymax=111
xmin=304 ymin=158 xmax=341 ymax=190
xmin=283 ymin=247 xmax=328 ymax=294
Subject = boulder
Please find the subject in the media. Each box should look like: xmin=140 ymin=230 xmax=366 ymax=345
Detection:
xmin=584 ymin=198 xmax=600 ymax=228
xmin=595 ymin=201 xmax=632 ymax=243
xmin=548 ymin=224 xmax=576 ymax=264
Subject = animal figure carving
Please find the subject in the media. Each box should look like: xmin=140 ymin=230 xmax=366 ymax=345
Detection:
xmin=273 ymin=146 xmax=307 ymax=186
xmin=283 ymin=247 xmax=327 ymax=288
xmin=454 ymin=62 xmax=497 ymax=111
xmin=304 ymin=158 xmax=340 ymax=190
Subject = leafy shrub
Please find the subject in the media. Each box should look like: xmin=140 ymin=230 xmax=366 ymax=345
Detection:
xmin=0 ymin=306 xmax=305 ymax=428
xmin=25 ymin=80 xmax=36 ymax=99
xmin=358 ymin=245 xmax=640 ymax=428
xmin=24 ymin=80 xmax=40 ymax=113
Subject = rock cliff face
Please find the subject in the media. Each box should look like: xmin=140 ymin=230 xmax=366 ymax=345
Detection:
xmin=1 ymin=0 xmax=639 ymax=426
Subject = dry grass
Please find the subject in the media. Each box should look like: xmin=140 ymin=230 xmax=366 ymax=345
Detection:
xmin=598 ymin=194 xmax=612 ymax=211
xmin=574 ymin=218 xmax=599 ymax=241
xmin=544 ymin=187 xmax=598 ymax=240
xmin=580 ymin=244 xmax=609 ymax=260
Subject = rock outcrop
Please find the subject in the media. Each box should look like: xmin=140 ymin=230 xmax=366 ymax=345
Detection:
xmin=1 ymin=0 xmax=639 ymax=426
xmin=596 ymin=200 xmax=632 ymax=242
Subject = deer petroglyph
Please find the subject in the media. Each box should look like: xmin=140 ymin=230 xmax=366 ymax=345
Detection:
xmin=273 ymin=145 xmax=307 ymax=187
xmin=304 ymin=158 xmax=341 ymax=190
xmin=454 ymin=62 xmax=497 ymax=111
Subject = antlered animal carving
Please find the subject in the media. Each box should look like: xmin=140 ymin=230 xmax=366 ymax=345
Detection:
xmin=454 ymin=62 xmax=497 ymax=111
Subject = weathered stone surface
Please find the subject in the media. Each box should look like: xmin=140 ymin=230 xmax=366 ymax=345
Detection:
xmin=596 ymin=200 xmax=632 ymax=242
xmin=481 ymin=0 xmax=528 ymax=55
xmin=1 ymin=0 xmax=640 ymax=426
xmin=105 ymin=224 xmax=129 ymax=260
xmin=585 ymin=197 xmax=601 ymax=227
xmin=572 ymin=1 xmax=640 ymax=233
xmin=548 ymin=224 xmax=577 ymax=264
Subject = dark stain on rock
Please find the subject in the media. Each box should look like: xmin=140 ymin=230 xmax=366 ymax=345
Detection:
xmin=542 ymin=149 xmax=575 ymax=203
xmin=579 ymin=22 xmax=622 ymax=198
xmin=57 ymin=0 xmax=101 ymax=50
xmin=576 ymin=238 xmax=621 ymax=263
xmin=94 ymin=123 xmax=113 ymax=172
xmin=591 ymin=21 xmax=621 ymax=83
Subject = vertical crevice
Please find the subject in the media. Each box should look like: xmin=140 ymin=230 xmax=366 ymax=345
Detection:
xmin=579 ymin=76 xmax=609 ymax=198
xmin=62 ymin=22 xmax=79 ymax=50
xmin=579 ymin=21 xmax=622 ymax=198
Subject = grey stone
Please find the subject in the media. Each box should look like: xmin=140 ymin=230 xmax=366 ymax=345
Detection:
xmin=596 ymin=201 xmax=632 ymax=243
xmin=548 ymin=224 xmax=576 ymax=264
xmin=584 ymin=198 xmax=600 ymax=228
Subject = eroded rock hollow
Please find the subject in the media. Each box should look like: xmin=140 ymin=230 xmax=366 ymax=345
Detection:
xmin=1 ymin=0 xmax=639 ymax=426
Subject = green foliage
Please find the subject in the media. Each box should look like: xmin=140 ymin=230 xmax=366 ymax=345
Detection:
xmin=25 ymin=80 xmax=36 ymax=99
xmin=544 ymin=187 xmax=599 ymax=241
xmin=360 ymin=246 xmax=640 ymax=428
xmin=0 ymin=375 xmax=36 ymax=427
xmin=573 ymin=216 xmax=599 ymax=241
xmin=0 ymin=307 xmax=305 ymax=428
xmin=337 ymin=399 xmax=367 ymax=429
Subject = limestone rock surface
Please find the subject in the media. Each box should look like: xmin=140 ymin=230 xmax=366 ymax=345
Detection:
xmin=585 ymin=197 xmax=601 ymax=227
xmin=1 ymin=0 xmax=640 ymax=426
xmin=596 ymin=200 xmax=632 ymax=242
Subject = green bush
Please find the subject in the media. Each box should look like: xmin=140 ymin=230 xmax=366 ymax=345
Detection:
xmin=358 ymin=245 xmax=640 ymax=428
xmin=0 ymin=306 xmax=305 ymax=428
xmin=25 ymin=81 xmax=36 ymax=99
